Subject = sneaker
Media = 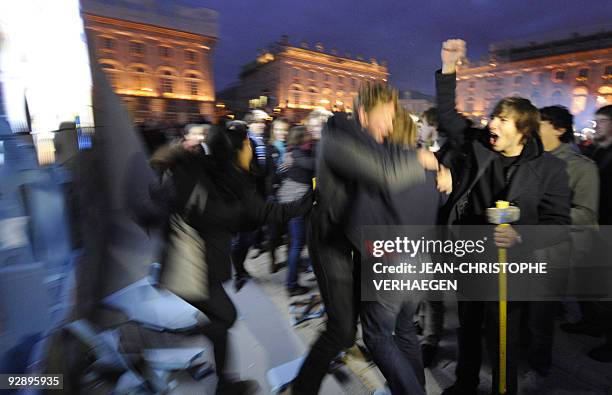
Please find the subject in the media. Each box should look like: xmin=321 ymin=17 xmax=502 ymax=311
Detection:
xmin=587 ymin=343 xmax=612 ymax=363
xmin=560 ymin=321 xmax=603 ymax=337
xmin=216 ymin=379 xmax=259 ymax=395
xmin=421 ymin=344 xmax=438 ymax=368
xmin=288 ymin=285 xmax=310 ymax=297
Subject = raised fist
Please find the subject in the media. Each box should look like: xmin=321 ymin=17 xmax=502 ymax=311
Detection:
xmin=441 ymin=39 xmax=466 ymax=74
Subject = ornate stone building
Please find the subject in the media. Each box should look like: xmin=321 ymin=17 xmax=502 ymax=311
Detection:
xmin=456 ymin=28 xmax=612 ymax=127
xmin=82 ymin=0 xmax=218 ymax=123
xmin=219 ymin=37 xmax=389 ymax=121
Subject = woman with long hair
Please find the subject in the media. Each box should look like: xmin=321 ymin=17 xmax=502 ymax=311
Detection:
xmin=156 ymin=121 xmax=312 ymax=395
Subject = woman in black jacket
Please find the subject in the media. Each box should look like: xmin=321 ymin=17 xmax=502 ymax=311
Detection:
xmin=278 ymin=126 xmax=315 ymax=296
xmin=158 ymin=121 xmax=312 ymax=395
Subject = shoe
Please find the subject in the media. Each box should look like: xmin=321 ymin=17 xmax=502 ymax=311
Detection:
xmin=216 ymin=379 xmax=260 ymax=395
xmin=234 ymin=274 xmax=251 ymax=292
xmin=560 ymin=321 xmax=603 ymax=337
xmin=288 ymin=285 xmax=309 ymax=297
xmin=421 ymin=344 xmax=438 ymax=368
xmin=587 ymin=344 xmax=612 ymax=363
xmin=441 ymin=383 xmax=478 ymax=395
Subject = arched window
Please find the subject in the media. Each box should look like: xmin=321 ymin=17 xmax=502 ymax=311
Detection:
xmin=598 ymin=86 xmax=612 ymax=106
xmin=571 ymin=86 xmax=588 ymax=114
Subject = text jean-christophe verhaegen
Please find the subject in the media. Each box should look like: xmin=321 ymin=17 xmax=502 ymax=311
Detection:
xmin=368 ymin=236 xmax=548 ymax=292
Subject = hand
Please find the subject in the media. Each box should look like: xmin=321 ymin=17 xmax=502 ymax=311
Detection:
xmin=493 ymin=225 xmax=521 ymax=248
xmin=436 ymin=165 xmax=453 ymax=194
xmin=441 ymin=39 xmax=466 ymax=74
xmin=417 ymin=149 xmax=439 ymax=171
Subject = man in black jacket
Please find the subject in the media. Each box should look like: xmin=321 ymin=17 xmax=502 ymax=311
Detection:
xmin=437 ymin=39 xmax=571 ymax=395
xmin=586 ymin=104 xmax=612 ymax=363
xmin=290 ymin=84 xmax=439 ymax=395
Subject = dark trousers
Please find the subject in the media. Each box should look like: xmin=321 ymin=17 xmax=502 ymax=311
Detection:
xmin=596 ymin=301 xmax=612 ymax=345
xmin=524 ymin=302 xmax=556 ymax=376
xmin=361 ymin=301 xmax=425 ymax=395
xmin=292 ymin=222 xmax=359 ymax=395
xmin=187 ymin=282 xmax=237 ymax=383
xmin=231 ymin=231 xmax=253 ymax=278
xmin=267 ymin=220 xmax=286 ymax=267
xmin=454 ymin=301 xmax=522 ymax=395
xmin=287 ymin=216 xmax=308 ymax=289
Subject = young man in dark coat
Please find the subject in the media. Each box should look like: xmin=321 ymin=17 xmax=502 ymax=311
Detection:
xmin=436 ymin=39 xmax=571 ymax=395
xmin=289 ymin=84 xmax=439 ymax=395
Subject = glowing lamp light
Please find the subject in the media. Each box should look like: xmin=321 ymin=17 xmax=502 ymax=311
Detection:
xmin=336 ymin=100 xmax=343 ymax=105
xmin=141 ymin=87 xmax=153 ymax=92
xmin=216 ymin=103 xmax=226 ymax=108
xmin=320 ymin=99 xmax=330 ymax=104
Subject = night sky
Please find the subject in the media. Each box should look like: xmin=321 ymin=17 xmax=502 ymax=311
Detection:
xmin=181 ymin=0 xmax=611 ymax=95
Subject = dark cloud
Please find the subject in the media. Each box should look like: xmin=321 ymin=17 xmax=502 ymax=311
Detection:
xmin=178 ymin=1 xmax=611 ymax=94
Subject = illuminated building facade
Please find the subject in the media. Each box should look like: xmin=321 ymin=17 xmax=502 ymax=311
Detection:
xmin=456 ymin=29 xmax=612 ymax=127
xmin=398 ymin=90 xmax=434 ymax=116
xmin=220 ymin=37 xmax=388 ymax=121
xmin=82 ymin=0 xmax=217 ymax=123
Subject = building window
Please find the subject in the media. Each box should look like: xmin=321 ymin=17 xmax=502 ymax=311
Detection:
xmin=598 ymin=86 xmax=612 ymax=106
xmin=293 ymin=93 xmax=300 ymax=104
xmin=309 ymin=70 xmax=315 ymax=80
xmin=102 ymin=37 xmax=115 ymax=50
xmin=185 ymin=50 xmax=197 ymax=63
xmin=469 ymin=81 xmax=475 ymax=89
xmin=324 ymin=74 xmax=330 ymax=82
xmin=338 ymin=76 xmax=344 ymax=85
xmin=161 ymin=77 xmax=173 ymax=93
xmin=553 ymin=70 xmax=565 ymax=83
xmin=577 ymin=68 xmax=589 ymax=81
xmin=351 ymin=78 xmax=357 ymax=88
xmin=129 ymin=41 xmax=145 ymax=55
xmin=187 ymin=80 xmax=199 ymax=95
xmin=571 ymin=86 xmax=588 ymax=114
xmin=293 ymin=68 xmax=300 ymax=77
xmin=159 ymin=46 xmax=172 ymax=58
xmin=514 ymin=76 xmax=522 ymax=85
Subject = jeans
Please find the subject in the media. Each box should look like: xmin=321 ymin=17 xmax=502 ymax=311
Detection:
xmin=287 ymin=216 xmax=308 ymax=289
xmin=292 ymin=221 xmax=359 ymax=395
xmin=361 ymin=301 xmax=425 ymax=395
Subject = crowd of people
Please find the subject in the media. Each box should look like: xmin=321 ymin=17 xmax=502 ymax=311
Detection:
xmin=137 ymin=38 xmax=612 ymax=395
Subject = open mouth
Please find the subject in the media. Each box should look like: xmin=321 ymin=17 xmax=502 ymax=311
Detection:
xmin=489 ymin=132 xmax=499 ymax=145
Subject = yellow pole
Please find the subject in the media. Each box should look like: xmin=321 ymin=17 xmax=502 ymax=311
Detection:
xmin=496 ymin=201 xmax=509 ymax=395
